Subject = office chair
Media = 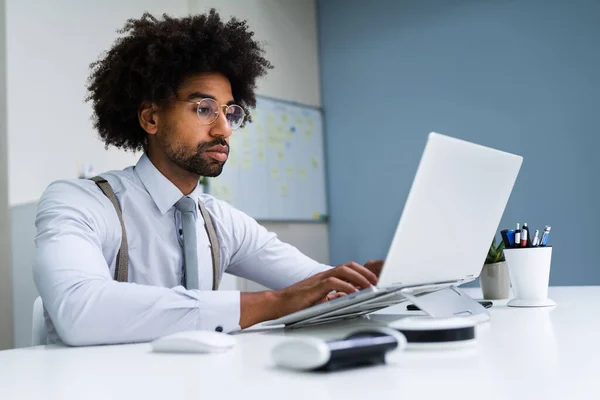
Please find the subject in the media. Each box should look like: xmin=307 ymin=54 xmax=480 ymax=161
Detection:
xmin=32 ymin=296 xmax=46 ymax=346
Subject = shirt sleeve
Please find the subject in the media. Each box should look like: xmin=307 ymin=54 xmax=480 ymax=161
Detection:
xmin=216 ymin=200 xmax=332 ymax=290
xmin=33 ymin=181 xmax=240 ymax=347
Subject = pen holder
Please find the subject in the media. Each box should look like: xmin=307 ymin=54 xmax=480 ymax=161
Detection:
xmin=504 ymin=247 xmax=555 ymax=308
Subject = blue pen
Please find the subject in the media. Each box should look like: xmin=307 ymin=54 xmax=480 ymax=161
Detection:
xmin=540 ymin=225 xmax=552 ymax=246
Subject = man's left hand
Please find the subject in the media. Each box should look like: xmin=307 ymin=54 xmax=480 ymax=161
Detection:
xmin=363 ymin=259 xmax=384 ymax=277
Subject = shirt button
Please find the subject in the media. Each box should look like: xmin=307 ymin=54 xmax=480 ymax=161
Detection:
xmin=215 ymin=326 xmax=223 ymax=332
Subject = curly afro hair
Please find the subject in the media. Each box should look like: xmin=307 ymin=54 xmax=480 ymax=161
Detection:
xmin=86 ymin=9 xmax=273 ymax=152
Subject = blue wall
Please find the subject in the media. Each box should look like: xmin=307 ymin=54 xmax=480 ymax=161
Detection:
xmin=318 ymin=0 xmax=600 ymax=285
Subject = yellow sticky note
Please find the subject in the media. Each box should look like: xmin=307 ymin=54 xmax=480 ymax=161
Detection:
xmin=304 ymin=129 xmax=313 ymax=140
xmin=270 ymin=167 xmax=280 ymax=179
xmin=299 ymin=167 xmax=307 ymax=179
xmin=281 ymin=114 xmax=288 ymax=123
xmin=277 ymin=150 xmax=285 ymax=161
xmin=286 ymin=166 xmax=294 ymax=178
xmin=311 ymin=157 xmax=319 ymax=168
xmin=313 ymin=212 xmax=320 ymax=219
xmin=295 ymin=117 xmax=304 ymax=127
xmin=258 ymin=151 xmax=265 ymax=162
xmin=242 ymin=157 xmax=252 ymax=170
xmin=280 ymin=184 xmax=289 ymax=196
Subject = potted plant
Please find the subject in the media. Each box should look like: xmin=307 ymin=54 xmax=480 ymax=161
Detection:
xmin=479 ymin=237 xmax=511 ymax=300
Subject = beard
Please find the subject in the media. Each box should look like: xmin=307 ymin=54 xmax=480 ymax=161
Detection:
xmin=162 ymin=135 xmax=229 ymax=178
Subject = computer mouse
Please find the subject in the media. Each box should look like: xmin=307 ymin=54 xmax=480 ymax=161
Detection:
xmin=272 ymin=327 xmax=406 ymax=371
xmin=151 ymin=330 xmax=236 ymax=354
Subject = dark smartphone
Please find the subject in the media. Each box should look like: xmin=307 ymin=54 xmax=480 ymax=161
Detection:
xmin=406 ymin=300 xmax=493 ymax=311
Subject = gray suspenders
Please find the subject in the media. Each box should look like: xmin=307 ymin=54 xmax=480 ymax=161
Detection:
xmin=90 ymin=176 xmax=221 ymax=290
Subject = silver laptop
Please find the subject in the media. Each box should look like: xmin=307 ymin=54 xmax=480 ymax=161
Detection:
xmin=264 ymin=132 xmax=523 ymax=328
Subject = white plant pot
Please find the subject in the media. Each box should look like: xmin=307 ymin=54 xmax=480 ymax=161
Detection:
xmin=479 ymin=261 xmax=510 ymax=300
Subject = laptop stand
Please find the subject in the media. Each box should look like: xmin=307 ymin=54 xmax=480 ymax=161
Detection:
xmin=400 ymin=285 xmax=489 ymax=319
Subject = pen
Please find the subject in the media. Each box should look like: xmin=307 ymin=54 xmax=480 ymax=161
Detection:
xmin=532 ymin=230 xmax=540 ymax=247
xmin=515 ymin=223 xmax=521 ymax=248
xmin=520 ymin=227 xmax=528 ymax=247
xmin=540 ymin=225 xmax=552 ymax=246
xmin=523 ymin=223 xmax=533 ymax=247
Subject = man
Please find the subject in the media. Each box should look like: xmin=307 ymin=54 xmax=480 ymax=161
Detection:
xmin=34 ymin=10 xmax=382 ymax=346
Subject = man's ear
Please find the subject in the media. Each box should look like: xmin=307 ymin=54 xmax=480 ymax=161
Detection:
xmin=138 ymin=102 xmax=160 ymax=135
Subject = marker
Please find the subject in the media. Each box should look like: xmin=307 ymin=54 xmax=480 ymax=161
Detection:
xmin=532 ymin=230 xmax=540 ymax=247
xmin=500 ymin=229 xmax=511 ymax=248
xmin=520 ymin=228 xmax=528 ymax=247
xmin=523 ymin=223 xmax=533 ymax=247
xmin=506 ymin=230 xmax=516 ymax=248
xmin=540 ymin=225 xmax=552 ymax=247
xmin=515 ymin=223 xmax=521 ymax=247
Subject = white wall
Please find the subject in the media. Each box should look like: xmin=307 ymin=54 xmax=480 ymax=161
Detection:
xmin=5 ymin=0 xmax=328 ymax=347
xmin=6 ymin=0 xmax=189 ymax=206
xmin=0 ymin=0 xmax=15 ymax=350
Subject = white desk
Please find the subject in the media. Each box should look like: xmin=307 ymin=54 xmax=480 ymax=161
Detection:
xmin=1 ymin=287 xmax=598 ymax=400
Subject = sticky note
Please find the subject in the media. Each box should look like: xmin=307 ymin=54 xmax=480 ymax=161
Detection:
xmin=280 ymin=184 xmax=288 ymax=196
xmin=299 ymin=167 xmax=307 ymax=179
xmin=242 ymin=157 xmax=252 ymax=169
xmin=311 ymin=157 xmax=319 ymax=168
xmin=278 ymin=150 xmax=284 ymax=161
xmin=313 ymin=213 xmax=320 ymax=219
xmin=270 ymin=167 xmax=280 ymax=179
xmin=282 ymin=114 xmax=288 ymax=123
xmin=287 ymin=166 xmax=294 ymax=178
xmin=258 ymin=151 xmax=265 ymax=162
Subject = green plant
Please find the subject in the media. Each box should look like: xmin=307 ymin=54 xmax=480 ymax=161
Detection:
xmin=485 ymin=236 xmax=505 ymax=264
xmin=199 ymin=176 xmax=209 ymax=186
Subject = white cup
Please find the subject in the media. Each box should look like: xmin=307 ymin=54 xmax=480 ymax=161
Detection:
xmin=503 ymin=246 xmax=555 ymax=307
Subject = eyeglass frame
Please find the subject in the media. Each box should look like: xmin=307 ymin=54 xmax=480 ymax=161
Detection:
xmin=174 ymin=98 xmax=247 ymax=130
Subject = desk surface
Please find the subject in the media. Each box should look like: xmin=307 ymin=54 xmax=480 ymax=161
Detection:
xmin=1 ymin=287 xmax=598 ymax=400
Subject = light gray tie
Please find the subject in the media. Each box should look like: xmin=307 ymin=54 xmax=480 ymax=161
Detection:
xmin=175 ymin=197 xmax=199 ymax=290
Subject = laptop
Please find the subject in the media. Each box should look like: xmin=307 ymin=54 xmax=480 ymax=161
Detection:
xmin=264 ymin=132 xmax=523 ymax=328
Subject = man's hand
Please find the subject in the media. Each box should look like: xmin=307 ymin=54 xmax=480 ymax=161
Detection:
xmin=271 ymin=262 xmax=378 ymax=319
xmin=363 ymin=259 xmax=384 ymax=277
xmin=239 ymin=260 xmax=384 ymax=329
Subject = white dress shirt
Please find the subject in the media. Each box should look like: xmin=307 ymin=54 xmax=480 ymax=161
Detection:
xmin=34 ymin=154 xmax=331 ymax=346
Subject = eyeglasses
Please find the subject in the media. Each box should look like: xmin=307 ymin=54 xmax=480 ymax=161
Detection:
xmin=176 ymin=98 xmax=246 ymax=130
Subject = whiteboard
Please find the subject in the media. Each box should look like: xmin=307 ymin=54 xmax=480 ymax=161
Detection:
xmin=209 ymin=96 xmax=327 ymax=221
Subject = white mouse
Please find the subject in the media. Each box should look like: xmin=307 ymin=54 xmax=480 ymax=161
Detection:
xmin=151 ymin=330 xmax=236 ymax=354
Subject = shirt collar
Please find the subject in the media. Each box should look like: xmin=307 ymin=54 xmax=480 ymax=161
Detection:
xmin=135 ymin=154 xmax=202 ymax=217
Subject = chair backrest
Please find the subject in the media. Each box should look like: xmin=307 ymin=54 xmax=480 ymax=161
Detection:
xmin=32 ymin=296 xmax=46 ymax=346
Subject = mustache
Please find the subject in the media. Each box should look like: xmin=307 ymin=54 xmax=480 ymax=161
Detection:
xmin=197 ymin=137 xmax=229 ymax=152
